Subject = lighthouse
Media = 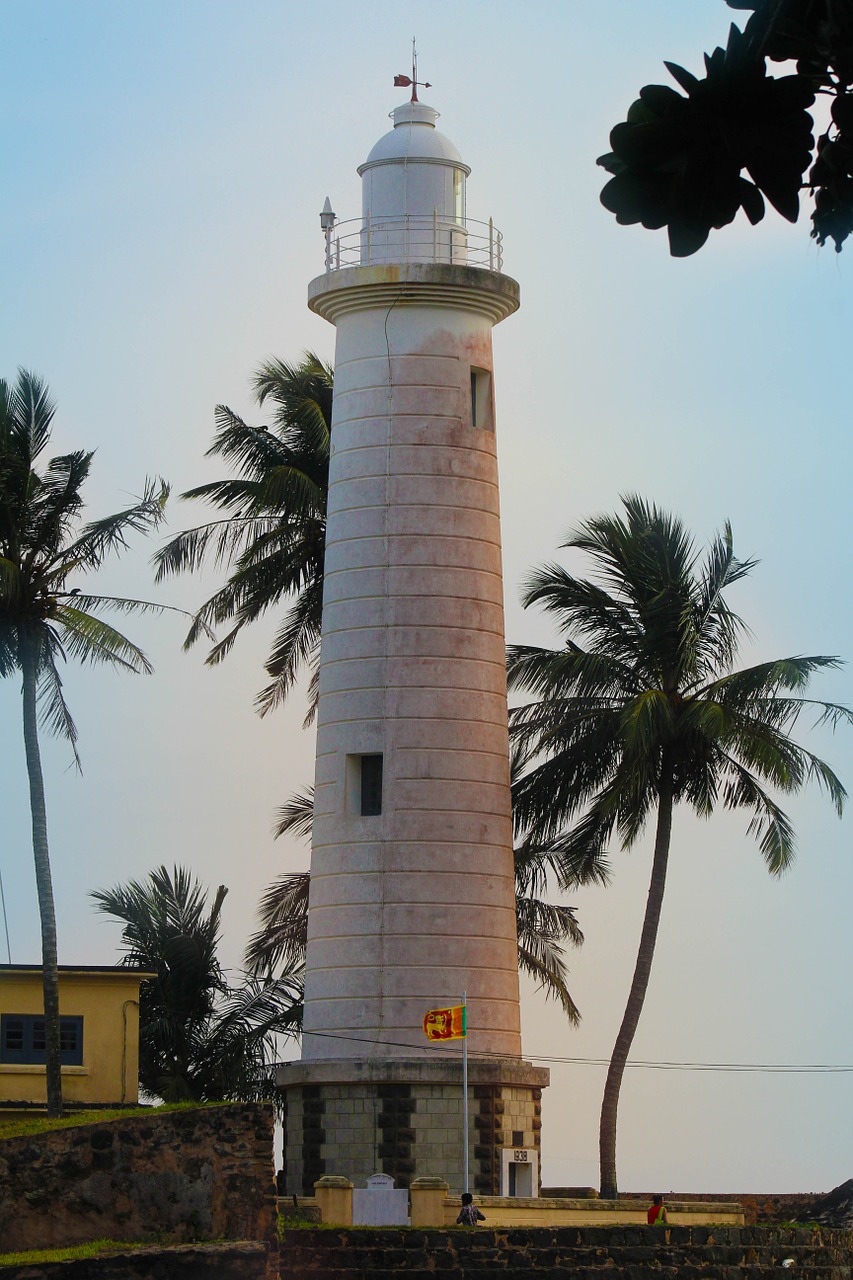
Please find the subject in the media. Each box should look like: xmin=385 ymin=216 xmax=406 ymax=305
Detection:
xmin=277 ymin=83 xmax=548 ymax=1198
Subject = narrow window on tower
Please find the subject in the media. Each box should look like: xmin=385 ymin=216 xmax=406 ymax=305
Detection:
xmin=470 ymin=367 xmax=493 ymax=430
xmin=360 ymin=754 xmax=383 ymax=816
xmin=453 ymin=169 xmax=463 ymax=220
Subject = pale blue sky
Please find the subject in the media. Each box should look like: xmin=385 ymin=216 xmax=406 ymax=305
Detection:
xmin=2 ymin=1 xmax=851 ymax=1192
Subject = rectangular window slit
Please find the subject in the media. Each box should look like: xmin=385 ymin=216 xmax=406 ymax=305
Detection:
xmin=360 ymin=754 xmax=383 ymax=816
xmin=470 ymin=367 xmax=492 ymax=430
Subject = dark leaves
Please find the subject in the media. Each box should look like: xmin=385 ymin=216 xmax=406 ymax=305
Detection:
xmin=810 ymin=94 xmax=853 ymax=251
xmin=733 ymin=0 xmax=853 ymax=84
xmin=598 ymin=25 xmax=814 ymax=256
xmin=603 ymin=2 xmax=853 ymax=252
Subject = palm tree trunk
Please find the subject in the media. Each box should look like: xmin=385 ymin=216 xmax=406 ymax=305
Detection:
xmin=20 ymin=641 xmax=63 ymax=1118
xmin=599 ymin=765 xmax=673 ymax=1199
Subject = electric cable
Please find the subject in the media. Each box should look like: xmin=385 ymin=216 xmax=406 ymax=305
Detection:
xmin=281 ymin=1026 xmax=853 ymax=1074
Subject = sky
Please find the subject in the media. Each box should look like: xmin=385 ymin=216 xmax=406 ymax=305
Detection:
xmin=2 ymin=0 xmax=851 ymax=1195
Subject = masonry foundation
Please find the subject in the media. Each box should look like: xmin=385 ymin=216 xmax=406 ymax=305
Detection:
xmin=277 ymin=1056 xmax=548 ymax=1196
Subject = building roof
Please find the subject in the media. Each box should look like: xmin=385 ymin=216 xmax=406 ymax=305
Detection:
xmin=0 ymin=964 xmax=156 ymax=979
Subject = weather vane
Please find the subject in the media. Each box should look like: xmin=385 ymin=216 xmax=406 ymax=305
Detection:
xmin=394 ymin=37 xmax=431 ymax=102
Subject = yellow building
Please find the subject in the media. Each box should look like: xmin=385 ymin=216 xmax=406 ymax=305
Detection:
xmin=0 ymin=964 xmax=154 ymax=1118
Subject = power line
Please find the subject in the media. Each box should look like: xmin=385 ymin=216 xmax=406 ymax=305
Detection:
xmin=279 ymin=1028 xmax=853 ymax=1074
xmin=530 ymin=1056 xmax=853 ymax=1074
xmin=0 ymin=868 xmax=11 ymax=964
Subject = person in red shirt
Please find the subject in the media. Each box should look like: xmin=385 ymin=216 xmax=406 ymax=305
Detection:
xmin=648 ymin=1195 xmax=668 ymax=1225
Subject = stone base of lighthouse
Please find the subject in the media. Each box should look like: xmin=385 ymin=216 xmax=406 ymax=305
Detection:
xmin=277 ymin=1057 xmax=549 ymax=1197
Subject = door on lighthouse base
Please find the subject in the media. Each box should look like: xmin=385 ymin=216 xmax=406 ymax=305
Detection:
xmin=501 ymin=1148 xmax=538 ymax=1197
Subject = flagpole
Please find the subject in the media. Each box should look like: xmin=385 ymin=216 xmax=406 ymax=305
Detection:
xmin=462 ymin=991 xmax=468 ymax=1194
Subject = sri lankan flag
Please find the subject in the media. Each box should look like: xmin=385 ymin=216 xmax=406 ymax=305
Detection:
xmin=423 ymin=1005 xmax=467 ymax=1040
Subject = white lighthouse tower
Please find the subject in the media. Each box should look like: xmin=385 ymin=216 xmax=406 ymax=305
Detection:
xmin=278 ymin=82 xmax=548 ymax=1198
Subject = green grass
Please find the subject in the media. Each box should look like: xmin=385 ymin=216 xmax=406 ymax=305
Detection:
xmin=276 ymin=1209 xmax=321 ymax=1237
xmin=0 ymin=1100 xmax=226 ymax=1142
xmin=0 ymin=1239 xmax=147 ymax=1266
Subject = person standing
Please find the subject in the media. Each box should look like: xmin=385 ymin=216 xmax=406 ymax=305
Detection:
xmin=456 ymin=1193 xmax=486 ymax=1226
xmin=648 ymin=1194 xmax=668 ymax=1225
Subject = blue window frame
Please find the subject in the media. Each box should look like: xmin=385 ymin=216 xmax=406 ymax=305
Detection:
xmin=0 ymin=1014 xmax=83 ymax=1066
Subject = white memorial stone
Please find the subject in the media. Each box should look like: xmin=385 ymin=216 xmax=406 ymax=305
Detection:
xmin=353 ymin=1173 xmax=410 ymax=1226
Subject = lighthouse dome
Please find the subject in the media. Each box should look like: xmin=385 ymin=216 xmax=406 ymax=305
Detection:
xmin=359 ymin=102 xmax=468 ymax=171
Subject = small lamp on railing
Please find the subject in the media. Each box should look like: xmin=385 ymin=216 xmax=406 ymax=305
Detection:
xmin=320 ymin=196 xmax=336 ymax=269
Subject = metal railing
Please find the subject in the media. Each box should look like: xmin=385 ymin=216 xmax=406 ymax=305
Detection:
xmin=323 ymin=213 xmax=504 ymax=273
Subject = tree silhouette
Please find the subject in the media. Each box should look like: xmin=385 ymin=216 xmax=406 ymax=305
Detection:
xmin=599 ymin=1 xmax=853 ymax=255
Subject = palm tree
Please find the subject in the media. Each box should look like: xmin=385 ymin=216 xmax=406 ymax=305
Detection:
xmin=506 ymin=495 xmax=851 ymax=1198
xmin=0 ymin=369 xmax=169 ymax=1116
xmin=92 ymin=865 xmax=302 ymax=1102
xmin=244 ymin=786 xmax=588 ymax=1023
xmin=154 ymin=353 xmax=332 ymax=723
xmin=512 ymin=835 xmax=590 ymax=1025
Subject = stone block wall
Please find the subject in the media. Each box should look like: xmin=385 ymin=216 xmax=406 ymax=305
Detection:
xmin=729 ymin=1193 xmax=826 ymax=1226
xmin=471 ymin=1082 xmax=541 ymax=1195
xmin=603 ymin=1191 xmax=824 ymax=1227
xmin=0 ymin=1103 xmax=276 ymax=1252
xmin=280 ymin=1224 xmax=853 ymax=1280
xmin=283 ymin=1078 xmax=542 ymax=1195
xmin=1 ymin=1242 xmax=274 ymax=1280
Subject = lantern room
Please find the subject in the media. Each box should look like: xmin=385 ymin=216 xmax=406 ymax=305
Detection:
xmin=356 ymin=100 xmax=470 ymax=264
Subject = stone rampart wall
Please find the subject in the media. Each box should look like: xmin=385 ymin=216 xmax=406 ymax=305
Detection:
xmin=593 ymin=1190 xmax=824 ymax=1226
xmin=540 ymin=1185 xmax=853 ymax=1230
xmin=280 ymin=1224 xmax=853 ymax=1280
xmin=0 ymin=1104 xmax=276 ymax=1252
xmin=0 ymin=1242 xmax=273 ymax=1280
xmin=725 ymin=1193 xmax=824 ymax=1225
